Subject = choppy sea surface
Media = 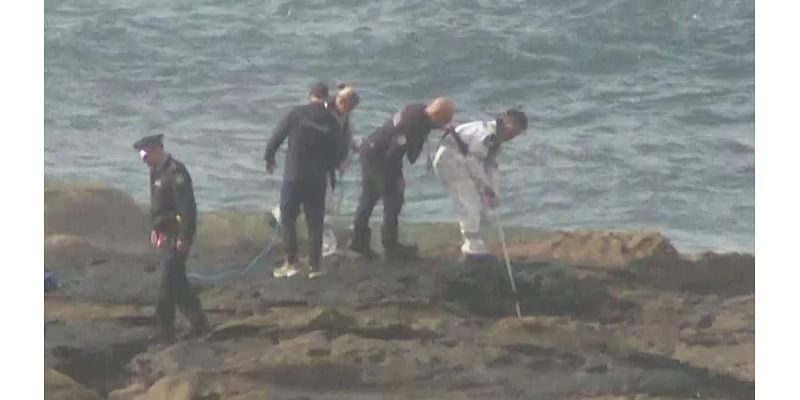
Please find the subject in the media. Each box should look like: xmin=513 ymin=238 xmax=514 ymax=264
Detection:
xmin=44 ymin=0 xmax=754 ymax=252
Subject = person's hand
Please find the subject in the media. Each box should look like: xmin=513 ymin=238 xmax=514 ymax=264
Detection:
xmin=483 ymin=186 xmax=499 ymax=208
xmin=487 ymin=194 xmax=499 ymax=209
xmin=266 ymin=161 xmax=275 ymax=174
xmin=151 ymin=230 xmax=166 ymax=248
xmin=337 ymin=159 xmax=349 ymax=173
xmin=350 ymin=138 xmax=361 ymax=152
xmin=176 ymin=239 xmax=191 ymax=255
xmin=398 ymin=176 xmax=406 ymax=193
xmin=443 ymin=122 xmax=456 ymax=132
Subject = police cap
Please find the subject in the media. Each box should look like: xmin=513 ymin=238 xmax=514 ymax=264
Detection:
xmin=133 ymin=134 xmax=164 ymax=150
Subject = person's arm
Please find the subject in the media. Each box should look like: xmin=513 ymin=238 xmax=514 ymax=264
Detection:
xmin=336 ymin=119 xmax=354 ymax=170
xmin=149 ymin=174 xmax=169 ymax=232
xmin=385 ymin=105 xmax=416 ymax=160
xmin=484 ymin=156 xmax=500 ymax=207
xmin=486 ymin=158 xmax=499 ymax=191
xmin=463 ymin=127 xmax=495 ymax=188
xmin=172 ymin=167 xmax=197 ymax=251
xmin=465 ymin=157 xmax=495 ymax=199
xmin=264 ymin=107 xmax=296 ymax=171
xmin=405 ymin=127 xmax=426 ymax=165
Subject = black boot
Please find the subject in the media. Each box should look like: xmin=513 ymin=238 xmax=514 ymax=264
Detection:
xmin=461 ymin=253 xmax=497 ymax=266
xmin=349 ymin=226 xmax=378 ymax=260
xmin=152 ymin=329 xmax=176 ymax=347
xmin=384 ymin=242 xmax=419 ymax=261
xmin=188 ymin=312 xmax=210 ymax=338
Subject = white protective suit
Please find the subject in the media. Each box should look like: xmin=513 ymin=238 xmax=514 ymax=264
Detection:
xmin=433 ymin=120 xmax=501 ymax=256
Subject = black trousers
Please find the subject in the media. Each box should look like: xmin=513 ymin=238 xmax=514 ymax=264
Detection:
xmin=352 ymin=159 xmax=405 ymax=247
xmin=280 ymin=178 xmax=327 ymax=269
xmin=156 ymin=241 xmax=205 ymax=337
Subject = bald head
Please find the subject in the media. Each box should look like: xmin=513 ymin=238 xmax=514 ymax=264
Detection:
xmin=425 ymin=97 xmax=454 ymax=128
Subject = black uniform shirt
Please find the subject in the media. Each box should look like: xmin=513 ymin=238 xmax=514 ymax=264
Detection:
xmin=150 ymin=154 xmax=197 ymax=242
xmin=362 ymin=103 xmax=436 ymax=176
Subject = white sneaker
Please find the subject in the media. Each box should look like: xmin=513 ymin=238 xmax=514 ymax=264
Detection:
xmin=270 ymin=205 xmax=282 ymax=225
xmin=308 ymin=270 xmax=326 ymax=279
xmin=322 ymin=224 xmax=338 ymax=258
xmin=273 ymin=261 xmax=301 ymax=278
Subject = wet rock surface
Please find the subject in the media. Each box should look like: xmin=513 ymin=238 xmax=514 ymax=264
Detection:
xmin=45 ymin=186 xmax=755 ymax=399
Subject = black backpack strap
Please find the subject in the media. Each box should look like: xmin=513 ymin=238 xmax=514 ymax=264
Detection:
xmin=442 ymin=126 xmax=469 ymax=157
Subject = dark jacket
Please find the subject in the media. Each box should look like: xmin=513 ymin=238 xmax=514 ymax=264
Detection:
xmin=150 ymin=154 xmax=197 ymax=242
xmin=361 ymin=103 xmax=435 ymax=177
xmin=264 ymin=102 xmax=342 ymax=182
xmin=328 ymin=100 xmax=354 ymax=167
xmin=327 ymin=99 xmax=356 ymax=188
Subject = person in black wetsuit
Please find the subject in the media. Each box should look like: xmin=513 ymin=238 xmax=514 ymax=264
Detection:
xmin=349 ymin=97 xmax=455 ymax=260
xmin=264 ymin=82 xmax=343 ymax=278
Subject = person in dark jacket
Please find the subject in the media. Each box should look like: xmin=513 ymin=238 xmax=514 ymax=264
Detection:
xmin=350 ymin=97 xmax=455 ymax=260
xmin=329 ymin=83 xmax=361 ymax=174
xmin=265 ymin=82 xmax=342 ymax=278
xmin=134 ymin=133 xmax=208 ymax=344
xmin=320 ymin=84 xmax=361 ymax=255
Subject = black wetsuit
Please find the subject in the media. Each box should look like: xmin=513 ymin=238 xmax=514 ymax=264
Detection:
xmin=264 ymin=102 xmax=342 ymax=270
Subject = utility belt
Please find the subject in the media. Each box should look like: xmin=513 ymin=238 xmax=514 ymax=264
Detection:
xmin=153 ymin=212 xmax=183 ymax=235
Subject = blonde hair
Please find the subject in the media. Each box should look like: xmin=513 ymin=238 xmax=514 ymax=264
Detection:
xmin=336 ymin=84 xmax=359 ymax=102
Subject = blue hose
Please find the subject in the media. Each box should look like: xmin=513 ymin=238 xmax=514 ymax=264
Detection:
xmin=45 ymin=271 xmax=59 ymax=292
xmin=187 ymin=225 xmax=281 ymax=282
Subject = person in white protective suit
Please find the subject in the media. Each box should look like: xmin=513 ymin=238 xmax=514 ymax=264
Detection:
xmin=433 ymin=109 xmax=527 ymax=262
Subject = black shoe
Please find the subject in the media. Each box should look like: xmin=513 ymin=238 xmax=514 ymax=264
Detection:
xmin=188 ymin=315 xmax=210 ymax=338
xmin=350 ymin=242 xmax=379 ymax=260
xmin=150 ymin=330 xmax=176 ymax=347
xmin=461 ymin=253 xmax=497 ymax=265
xmin=384 ymin=243 xmax=419 ymax=261
xmin=350 ymin=226 xmax=378 ymax=260
xmin=308 ymin=268 xmax=327 ymax=279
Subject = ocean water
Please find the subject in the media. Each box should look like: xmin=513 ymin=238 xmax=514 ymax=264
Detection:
xmin=44 ymin=0 xmax=754 ymax=253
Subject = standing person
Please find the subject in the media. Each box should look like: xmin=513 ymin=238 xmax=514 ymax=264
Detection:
xmin=349 ymin=97 xmax=455 ymax=260
xmin=265 ymin=82 xmax=342 ymax=278
xmin=322 ymin=84 xmax=362 ymax=255
xmin=329 ymin=83 xmax=361 ymax=173
xmin=133 ymin=134 xmax=209 ymax=344
xmin=432 ymin=109 xmax=528 ymax=262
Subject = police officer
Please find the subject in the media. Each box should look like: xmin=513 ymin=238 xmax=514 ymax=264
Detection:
xmin=350 ymin=97 xmax=455 ymax=260
xmin=133 ymin=134 xmax=208 ymax=344
xmin=265 ymin=82 xmax=342 ymax=278
xmin=432 ymin=109 xmax=528 ymax=262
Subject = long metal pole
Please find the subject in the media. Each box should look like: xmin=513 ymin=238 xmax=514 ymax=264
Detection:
xmin=494 ymin=211 xmax=522 ymax=318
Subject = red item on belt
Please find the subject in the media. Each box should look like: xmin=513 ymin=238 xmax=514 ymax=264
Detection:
xmin=151 ymin=230 xmax=168 ymax=248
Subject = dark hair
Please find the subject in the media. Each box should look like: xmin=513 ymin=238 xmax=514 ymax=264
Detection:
xmin=309 ymin=82 xmax=329 ymax=99
xmin=505 ymin=109 xmax=528 ymax=130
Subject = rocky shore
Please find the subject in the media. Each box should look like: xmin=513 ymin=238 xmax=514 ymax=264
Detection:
xmin=44 ymin=183 xmax=754 ymax=400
